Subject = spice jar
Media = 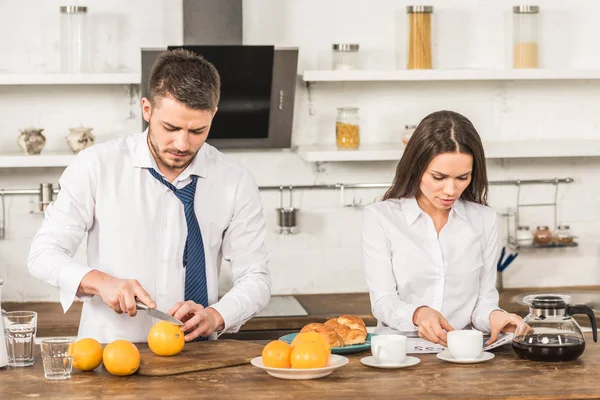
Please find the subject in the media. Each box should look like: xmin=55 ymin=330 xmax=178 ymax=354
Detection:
xmin=516 ymin=226 xmax=533 ymax=246
xmin=332 ymin=44 xmax=360 ymax=70
xmin=407 ymin=5 xmax=433 ymax=69
xmin=513 ymin=5 xmax=539 ymax=69
xmin=336 ymin=107 xmax=360 ymax=150
xmin=533 ymin=225 xmax=553 ymax=245
xmin=555 ymin=225 xmax=574 ymax=245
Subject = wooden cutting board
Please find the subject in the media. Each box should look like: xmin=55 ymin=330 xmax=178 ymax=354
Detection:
xmin=137 ymin=339 xmax=264 ymax=376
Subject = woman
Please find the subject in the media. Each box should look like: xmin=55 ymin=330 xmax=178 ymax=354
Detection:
xmin=362 ymin=110 xmax=521 ymax=346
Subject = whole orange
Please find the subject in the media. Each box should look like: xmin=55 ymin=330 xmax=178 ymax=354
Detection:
xmin=103 ymin=340 xmax=140 ymax=376
xmin=69 ymin=338 xmax=103 ymax=371
xmin=261 ymin=340 xmax=292 ymax=368
xmin=291 ymin=332 xmax=331 ymax=358
xmin=148 ymin=321 xmax=185 ymax=356
xmin=290 ymin=341 xmax=328 ymax=369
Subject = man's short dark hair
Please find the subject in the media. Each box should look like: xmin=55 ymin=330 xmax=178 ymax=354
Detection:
xmin=148 ymin=49 xmax=221 ymax=111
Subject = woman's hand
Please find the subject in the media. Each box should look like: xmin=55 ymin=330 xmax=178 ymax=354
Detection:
xmin=487 ymin=310 xmax=523 ymax=345
xmin=413 ymin=306 xmax=455 ymax=346
xmin=168 ymin=301 xmax=224 ymax=341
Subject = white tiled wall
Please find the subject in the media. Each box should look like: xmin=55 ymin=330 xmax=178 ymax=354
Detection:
xmin=0 ymin=0 xmax=599 ymax=302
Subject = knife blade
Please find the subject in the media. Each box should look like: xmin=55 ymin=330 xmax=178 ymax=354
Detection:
xmin=136 ymin=300 xmax=183 ymax=326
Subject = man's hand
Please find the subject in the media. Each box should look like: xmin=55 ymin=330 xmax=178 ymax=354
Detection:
xmin=413 ymin=306 xmax=455 ymax=347
xmin=168 ymin=300 xmax=225 ymax=341
xmin=78 ymin=270 xmax=156 ymax=316
xmin=487 ymin=310 xmax=523 ymax=345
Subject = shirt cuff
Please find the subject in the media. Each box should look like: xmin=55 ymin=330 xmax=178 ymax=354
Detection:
xmin=472 ymin=305 xmax=503 ymax=333
xmin=208 ymin=298 xmax=242 ymax=336
xmin=58 ymin=262 xmax=94 ymax=312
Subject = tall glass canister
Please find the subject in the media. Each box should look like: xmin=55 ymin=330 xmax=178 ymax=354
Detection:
xmin=60 ymin=6 xmax=89 ymax=73
xmin=407 ymin=6 xmax=433 ymax=69
xmin=513 ymin=5 xmax=539 ymax=68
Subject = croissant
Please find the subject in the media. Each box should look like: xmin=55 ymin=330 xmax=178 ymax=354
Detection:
xmin=299 ymin=323 xmax=344 ymax=348
xmin=325 ymin=315 xmax=367 ymax=346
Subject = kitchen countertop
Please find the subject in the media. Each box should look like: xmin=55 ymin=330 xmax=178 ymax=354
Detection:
xmin=4 ymin=285 xmax=599 ymax=338
xmin=1 ymin=333 xmax=600 ymax=400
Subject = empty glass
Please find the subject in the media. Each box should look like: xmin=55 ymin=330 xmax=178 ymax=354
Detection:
xmin=3 ymin=311 xmax=37 ymax=367
xmin=41 ymin=338 xmax=74 ymax=380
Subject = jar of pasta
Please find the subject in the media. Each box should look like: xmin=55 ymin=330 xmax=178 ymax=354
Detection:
xmin=513 ymin=5 xmax=539 ymax=68
xmin=336 ymin=107 xmax=360 ymax=150
xmin=407 ymin=5 xmax=433 ymax=69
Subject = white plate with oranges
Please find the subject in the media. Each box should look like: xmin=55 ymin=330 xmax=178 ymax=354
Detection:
xmin=251 ymin=332 xmax=349 ymax=380
xmin=251 ymin=354 xmax=349 ymax=380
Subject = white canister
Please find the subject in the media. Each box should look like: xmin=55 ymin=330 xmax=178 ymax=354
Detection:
xmin=516 ymin=226 xmax=533 ymax=246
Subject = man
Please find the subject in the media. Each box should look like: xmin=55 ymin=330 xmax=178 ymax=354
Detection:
xmin=28 ymin=49 xmax=271 ymax=343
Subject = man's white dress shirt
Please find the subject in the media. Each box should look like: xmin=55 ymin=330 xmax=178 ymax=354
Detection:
xmin=28 ymin=131 xmax=271 ymax=343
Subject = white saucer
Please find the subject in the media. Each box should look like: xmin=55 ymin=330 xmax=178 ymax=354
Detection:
xmin=360 ymin=356 xmax=421 ymax=369
xmin=436 ymin=350 xmax=495 ymax=364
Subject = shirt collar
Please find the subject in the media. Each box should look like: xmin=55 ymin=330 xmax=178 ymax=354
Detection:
xmin=401 ymin=198 xmax=423 ymax=227
xmin=401 ymin=197 xmax=468 ymax=226
xmin=131 ymin=129 xmax=208 ymax=179
xmin=451 ymin=199 xmax=468 ymax=221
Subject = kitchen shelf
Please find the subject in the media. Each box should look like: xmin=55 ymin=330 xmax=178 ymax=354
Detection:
xmin=507 ymin=240 xmax=578 ymax=250
xmin=302 ymin=69 xmax=600 ymax=82
xmin=295 ymin=140 xmax=600 ymax=162
xmin=0 ymin=153 xmax=75 ymax=168
xmin=0 ymin=73 xmax=141 ymax=85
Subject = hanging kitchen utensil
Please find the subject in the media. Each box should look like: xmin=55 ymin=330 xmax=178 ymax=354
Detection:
xmin=276 ymin=186 xmax=298 ymax=235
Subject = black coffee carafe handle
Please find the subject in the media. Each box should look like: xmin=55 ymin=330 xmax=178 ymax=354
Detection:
xmin=567 ymin=305 xmax=598 ymax=342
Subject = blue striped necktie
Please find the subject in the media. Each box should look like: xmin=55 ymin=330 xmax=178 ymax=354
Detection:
xmin=148 ymin=168 xmax=209 ymax=340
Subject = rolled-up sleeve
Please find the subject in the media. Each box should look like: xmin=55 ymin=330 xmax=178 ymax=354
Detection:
xmin=471 ymin=212 xmax=502 ymax=332
xmin=362 ymin=206 xmax=420 ymax=332
xmin=209 ymin=171 xmax=271 ymax=335
xmin=27 ymin=148 xmax=98 ymax=312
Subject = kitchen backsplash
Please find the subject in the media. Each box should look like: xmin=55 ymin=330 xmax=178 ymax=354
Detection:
xmin=0 ymin=0 xmax=599 ymax=301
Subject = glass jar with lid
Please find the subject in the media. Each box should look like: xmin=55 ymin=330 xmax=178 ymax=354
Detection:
xmin=513 ymin=5 xmax=539 ymax=69
xmin=555 ymin=225 xmax=574 ymax=245
xmin=60 ymin=6 xmax=89 ymax=73
xmin=516 ymin=225 xmax=533 ymax=246
xmin=407 ymin=5 xmax=433 ymax=69
xmin=332 ymin=44 xmax=360 ymax=70
xmin=336 ymin=107 xmax=360 ymax=150
xmin=533 ymin=225 xmax=553 ymax=245
xmin=401 ymin=124 xmax=417 ymax=146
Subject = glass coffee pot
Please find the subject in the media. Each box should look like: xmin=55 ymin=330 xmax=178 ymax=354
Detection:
xmin=513 ymin=294 xmax=597 ymax=362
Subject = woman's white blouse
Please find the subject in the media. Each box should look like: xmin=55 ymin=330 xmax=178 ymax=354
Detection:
xmin=362 ymin=197 xmax=500 ymax=336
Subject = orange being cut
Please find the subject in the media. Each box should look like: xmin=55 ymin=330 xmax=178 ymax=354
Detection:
xmin=261 ymin=340 xmax=292 ymax=368
xmin=148 ymin=321 xmax=185 ymax=356
xmin=103 ymin=340 xmax=140 ymax=376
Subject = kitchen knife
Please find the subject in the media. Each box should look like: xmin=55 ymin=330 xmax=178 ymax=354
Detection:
xmin=135 ymin=300 xmax=183 ymax=326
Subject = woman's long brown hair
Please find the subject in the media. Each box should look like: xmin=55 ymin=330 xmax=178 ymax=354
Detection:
xmin=383 ymin=110 xmax=488 ymax=205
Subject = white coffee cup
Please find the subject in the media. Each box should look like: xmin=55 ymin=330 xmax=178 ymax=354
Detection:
xmin=371 ymin=335 xmax=407 ymax=365
xmin=447 ymin=330 xmax=483 ymax=360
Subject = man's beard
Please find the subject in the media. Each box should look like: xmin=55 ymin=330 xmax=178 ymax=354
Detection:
xmin=147 ymin=125 xmax=196 ymax=171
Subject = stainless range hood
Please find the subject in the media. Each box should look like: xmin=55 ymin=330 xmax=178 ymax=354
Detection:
xmin=140 ymin=0 xmax=298 ymax=149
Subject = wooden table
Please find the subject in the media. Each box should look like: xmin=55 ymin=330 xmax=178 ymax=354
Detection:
xmin=1 ymin=333 xmax=599 ymax=400
xmin=4 ymin=286 xmax=599 ymax=339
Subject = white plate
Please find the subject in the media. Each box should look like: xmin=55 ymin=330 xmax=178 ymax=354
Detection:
xmin=436 ymin=350 xmax=495 ymax=364
xmin=360 ymin=355 xmax=421 ymax=369
xmin=250 ymin=354 xmax=349 ymax=380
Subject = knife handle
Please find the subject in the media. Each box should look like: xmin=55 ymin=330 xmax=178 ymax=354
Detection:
xmin=135 ymin=300 xmax=149 ymax=311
